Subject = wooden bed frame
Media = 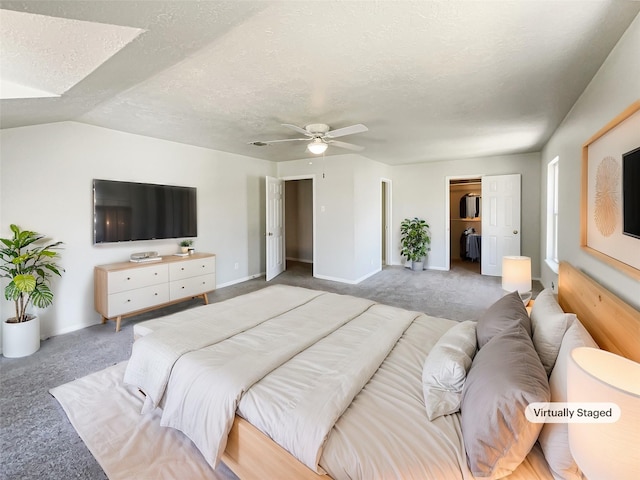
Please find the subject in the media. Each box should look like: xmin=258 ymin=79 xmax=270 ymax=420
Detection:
xmin=558 ymin=262 xmax=640 ymax=363
xmin=221 ymin=261 xmax=640 ymax=479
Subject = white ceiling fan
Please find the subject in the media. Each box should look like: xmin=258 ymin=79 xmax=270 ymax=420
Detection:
xmin=249 ymin=123 xmax=368 ymax=154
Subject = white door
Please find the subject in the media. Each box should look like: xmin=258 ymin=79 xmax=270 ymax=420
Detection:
xmin=266 ymin=176 xmax=285 ymax=281
xmin=481 ymin=174 xmax=521 ymax=276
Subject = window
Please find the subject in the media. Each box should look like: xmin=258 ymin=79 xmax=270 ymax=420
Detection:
xmin=546 ymin=157 xmax=559 ymax=270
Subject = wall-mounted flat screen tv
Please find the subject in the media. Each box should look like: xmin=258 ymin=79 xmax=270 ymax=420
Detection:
xmin=93 ymin=179 xmax=197 ymax=244
xmin=623 ymin=146 xmax=640 ymax=239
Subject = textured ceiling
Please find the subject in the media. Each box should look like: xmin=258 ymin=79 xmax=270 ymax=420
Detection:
xmin=1 ymin=1 xmax=639 ymax=165
xmin=0 ymin=9 xmax=144 ymax=98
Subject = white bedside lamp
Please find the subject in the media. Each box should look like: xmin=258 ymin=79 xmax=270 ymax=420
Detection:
xmin=567 ymin=347 xmax=640 ymax=480
xmin=501 ymin=256 xmax=532 ymax=304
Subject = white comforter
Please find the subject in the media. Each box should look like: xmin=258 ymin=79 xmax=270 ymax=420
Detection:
xmin=238 ymin=302 xmax=421 ymax=472
xmin=125 ymin=285 xmax=553 ymax=479
xmin=126 ymin=285 xmax=417 ymax=469
xmin=124 ymin=285 xmax=324 ymax=409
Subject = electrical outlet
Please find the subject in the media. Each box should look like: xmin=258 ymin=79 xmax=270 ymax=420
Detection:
xmin=234 ymin=262 xmax=239 ymax=270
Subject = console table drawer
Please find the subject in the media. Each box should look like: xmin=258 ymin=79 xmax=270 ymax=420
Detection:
xmin=107 ymin=284 xmax=170 ymax=317
xmin=169 ymin=256 xmax=216 ymax=281
xmin=108 ymin=264 xmax=168 ymax=294
xmin=170 ymin=273 xmax=216 ymax=300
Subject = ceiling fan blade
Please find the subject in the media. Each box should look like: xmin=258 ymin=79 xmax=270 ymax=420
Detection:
xmin=324 ymin=124 xmax=368 ymax=139
xmin=282 ymin=124 xmax=313 ymax=136
xmin=326 ymin=140 xmax=365 ymax=151
xmin=248 ymin=138 xmax=308 ymax=146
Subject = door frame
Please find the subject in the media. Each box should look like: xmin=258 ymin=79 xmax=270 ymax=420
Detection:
xmin=444 ymin=174 xmax=484 ymax=271
xmin=282 ymin=174 xmax=317 ymax=277
xmin=381 ymin=178 xmax=392 ymax=266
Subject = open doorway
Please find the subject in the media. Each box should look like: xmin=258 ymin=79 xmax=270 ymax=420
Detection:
xmin=448 ymin=177 xmax=482 ymax=274
xmin=284 ymin=178 xmax=314 ymax=276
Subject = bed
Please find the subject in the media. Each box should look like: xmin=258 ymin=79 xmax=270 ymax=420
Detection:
xmin=123 ymin=262 xmax=640 ymax=480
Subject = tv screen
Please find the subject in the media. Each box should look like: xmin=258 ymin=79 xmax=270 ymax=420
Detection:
xmin=623 ymin=146 xmax=640 ymax=239
xmin=93 ymin=179 xmax=197 ymax=244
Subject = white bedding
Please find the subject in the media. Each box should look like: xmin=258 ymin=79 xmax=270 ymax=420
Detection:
xmin=237 ymin=303 xmax=421 ymax=472
xmin=129 ymin=285 xmax=554 ymax=480
xmin=158 ymin=290 xmax=376 ymax=467
xmin=124 ymin=285 xmax=324 ymax=409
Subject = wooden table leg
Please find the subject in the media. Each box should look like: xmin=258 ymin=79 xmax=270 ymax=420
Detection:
xmin=115 ymin=316 xmax=122 ymax=332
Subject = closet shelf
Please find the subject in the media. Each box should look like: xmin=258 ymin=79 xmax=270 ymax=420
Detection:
xmin=452 ymin=218 xmax=481 ymax=222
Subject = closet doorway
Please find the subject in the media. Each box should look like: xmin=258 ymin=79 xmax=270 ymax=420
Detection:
xmin=448 ymin=177 xmax=482 ymax=274
xmin=284 ymin=177 xmax=314 ymax=276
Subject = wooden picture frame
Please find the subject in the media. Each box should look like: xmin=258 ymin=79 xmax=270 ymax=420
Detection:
xmin=581 ymin=100 xmax=640 ymax=280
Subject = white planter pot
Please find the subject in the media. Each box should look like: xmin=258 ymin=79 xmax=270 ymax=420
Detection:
xmin=411 ymin=260 xmax=424 ymax=271
xmin=2 ymin=315 xmax=40 ymax=358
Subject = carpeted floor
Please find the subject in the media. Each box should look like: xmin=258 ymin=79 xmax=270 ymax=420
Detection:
xmin=0 ymin=261 xmax=541 ymax=479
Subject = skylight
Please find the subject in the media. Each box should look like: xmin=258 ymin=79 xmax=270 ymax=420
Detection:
xmin=0 ymin=9 xmax=145 ymax=100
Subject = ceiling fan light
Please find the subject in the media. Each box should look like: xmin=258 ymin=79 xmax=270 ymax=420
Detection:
xmin=307 ymin=139 xmax=328 ymax=155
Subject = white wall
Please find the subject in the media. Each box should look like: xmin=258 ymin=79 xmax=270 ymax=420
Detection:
xmin=540 ymin=14 xmax=640 ymax=309
xmin=0 ymin=121 xmax=275 ymax=341
xmin=354 ymin=156 xmax=391 ymax=280
xmin=392 ymin=152 xmax=542 ymax=277
xmin=278 ymin=154 xmax=392 ymax=283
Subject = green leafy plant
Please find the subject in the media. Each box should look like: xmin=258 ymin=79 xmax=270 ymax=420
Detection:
xmin=0 ymin=224 xmax=64 ymax=323
xmin=179 ymin=239 xmax=194 ymax=247
xmin=400 ymin=217 xmax=431 ymax=262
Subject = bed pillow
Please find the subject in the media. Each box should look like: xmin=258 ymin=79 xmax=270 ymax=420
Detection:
xmin=461 ymin=324 xmax=549 ymax=478
xmin=538 ymin=319 xmax=598 ymax=480
xmin=422 ymin=320 xmax=477 ymax=420
xmin=530 ymin=288 xmax=576 ymax=375
xmin=476 ymin=290 xmax=531 ymax=348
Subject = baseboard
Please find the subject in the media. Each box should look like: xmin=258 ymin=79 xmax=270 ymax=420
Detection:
xmin=217 ymin=273 xmax=264 ymax=289
xmin=40 ymin=319 xmax=102 ymax=341
xmin=314 ymin=267 xmax=381 ymax=285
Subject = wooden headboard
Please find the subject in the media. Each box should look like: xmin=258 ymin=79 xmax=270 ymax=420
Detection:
xmin=558 ymin=261 xmax=640 ymax=363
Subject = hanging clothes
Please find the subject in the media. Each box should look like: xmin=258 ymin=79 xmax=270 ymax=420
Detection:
xmin=460 ymin=193 xmax=482 ymax=218
xmin=467 ymin=234 xmax=481 ymax=261
xmin=459 ymin=194 xmax=468 ymax=218
xmin=460 ymin=227 xmax=481 ymax=262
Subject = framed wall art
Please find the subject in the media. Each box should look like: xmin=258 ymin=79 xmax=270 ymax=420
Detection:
xmin=581 ymin=100 xmax=640 ymax=280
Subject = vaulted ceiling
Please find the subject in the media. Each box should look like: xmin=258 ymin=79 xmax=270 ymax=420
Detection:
xmin=1 ymin=1 xmax=638 ymax=165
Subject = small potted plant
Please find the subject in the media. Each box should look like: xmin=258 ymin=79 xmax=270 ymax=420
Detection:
xmin=179 ymin=239 xmax=193 ymax=254
xmin=0 ymin=224 xmax=64 ymax=357
xmin=400 ymin=217 xmax=431 ymax=271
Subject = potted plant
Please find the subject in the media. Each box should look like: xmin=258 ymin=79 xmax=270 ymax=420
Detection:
xmin=400 ymin=217 xmax=431 ymax=271
xmin=1 ymin=224 xmax=64 ymax=357
xmin=179 ymin=239 xmax=193 ymax=254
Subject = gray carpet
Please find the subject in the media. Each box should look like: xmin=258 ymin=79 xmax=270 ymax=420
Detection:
xmin=0 ymin=261 xmax=541 ymax=479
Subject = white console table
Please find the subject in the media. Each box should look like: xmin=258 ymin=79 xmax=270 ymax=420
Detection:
xmin=94 ymin=253 xmax=216 ymax=332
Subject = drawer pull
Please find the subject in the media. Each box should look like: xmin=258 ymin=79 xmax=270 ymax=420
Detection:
xmin=154 ymin=293 xmax=158 ymax=296
xmin=154 ymin=273 xmax=158 ymax=276
xmin=181 ymin=286 xmax=185 ymax=289
xmin=127 ymin=277 xmax=131 ymax=281
xmin=126 ymin=299 xmax=131 ymax=302
xmin=181 ymin=267 xmax=185 ymax=271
